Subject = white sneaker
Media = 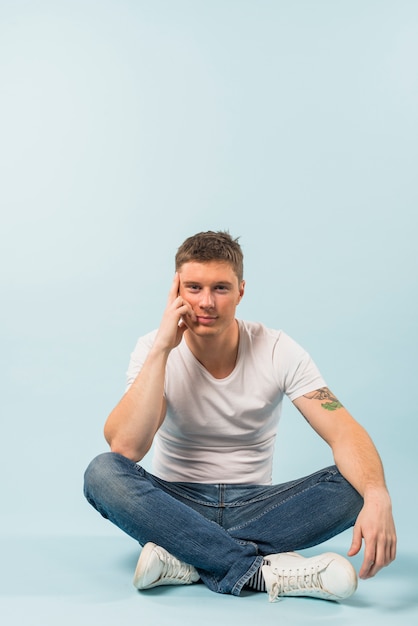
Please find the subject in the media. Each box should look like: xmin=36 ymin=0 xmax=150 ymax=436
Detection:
xmin=261 ymin=551 xmax=357 ymax=602
xmin=133 ymin=542 xmax=200 ymax=590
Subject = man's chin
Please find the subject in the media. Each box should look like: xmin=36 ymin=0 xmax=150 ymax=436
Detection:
xmin=188 ymin=322 xmax=219 ymax=335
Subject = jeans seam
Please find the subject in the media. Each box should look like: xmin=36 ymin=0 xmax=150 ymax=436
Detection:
xmin=227 ymin=482 xmax=324 ymax=533
xmin=226 ymin=466 xmax=340 ymax=531
xmin=136 ymin=464 xmax=220 ymax=507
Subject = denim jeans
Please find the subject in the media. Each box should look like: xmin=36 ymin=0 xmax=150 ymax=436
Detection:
xmin=83 ymin=452 xmax=363 ymax=596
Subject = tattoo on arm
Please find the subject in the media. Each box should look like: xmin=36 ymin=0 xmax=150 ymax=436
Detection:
xmin=303 ymin=387 xmax=343 ymax=411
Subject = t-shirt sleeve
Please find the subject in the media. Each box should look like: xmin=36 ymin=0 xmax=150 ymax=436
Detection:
xmin=125 ymin=330 xmax=158 ymax=392
xmin=273 ymin=331 xmax=326 ymax=401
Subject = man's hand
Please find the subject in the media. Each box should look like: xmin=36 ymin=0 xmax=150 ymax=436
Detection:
xmin=153 ymin=273 xmax=196 ymax=353
xmin=348 ymin=488 xmax=397 ymax=579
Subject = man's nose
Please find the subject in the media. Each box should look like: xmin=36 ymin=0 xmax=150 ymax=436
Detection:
xmin=199 ymin=289 xmax=215 ymax=308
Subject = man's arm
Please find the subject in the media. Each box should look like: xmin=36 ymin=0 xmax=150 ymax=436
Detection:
xmin=104 ymin=274 xmax=196 ymax=462
xmin=293 ymin=387 xmax=397 ymax=579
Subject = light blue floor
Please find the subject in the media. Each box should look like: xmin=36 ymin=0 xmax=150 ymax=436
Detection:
xmin=1 ymin=533 xmax=417 ymax=626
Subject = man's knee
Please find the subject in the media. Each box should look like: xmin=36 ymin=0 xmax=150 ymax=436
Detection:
xmin=333 ymin=469 xmax=364 ymax=521
xmin=83 ymin=452 xmax=127 ymax=503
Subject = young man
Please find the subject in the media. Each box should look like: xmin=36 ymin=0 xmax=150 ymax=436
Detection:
xmin=84 ymin=231 xmax=396 ymax=602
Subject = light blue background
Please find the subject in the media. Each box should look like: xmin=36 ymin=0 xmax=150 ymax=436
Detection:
xmin=1 ymin=1 xmax=417 ymax=623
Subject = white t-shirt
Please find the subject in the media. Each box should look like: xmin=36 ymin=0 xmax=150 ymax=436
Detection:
xmin=126 ymin=320 xmax=325 ymax=485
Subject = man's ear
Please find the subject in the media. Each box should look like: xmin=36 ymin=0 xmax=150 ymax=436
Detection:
xmin=237 ymin=280 xmax=245 ymax=304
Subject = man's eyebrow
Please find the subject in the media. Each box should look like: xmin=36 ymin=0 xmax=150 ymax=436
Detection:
xmin=183 ymin=280 xmax=234 ymax=286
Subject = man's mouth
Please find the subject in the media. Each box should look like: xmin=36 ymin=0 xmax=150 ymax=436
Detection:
xmin=196 ymin=316 xmax=217 ymax=325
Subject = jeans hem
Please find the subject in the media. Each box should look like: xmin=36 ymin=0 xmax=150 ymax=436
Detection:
xmin=231 ymin=555 xmax=264 ymax=596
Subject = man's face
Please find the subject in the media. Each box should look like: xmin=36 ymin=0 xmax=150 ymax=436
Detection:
xmin=178 ymin=261 xmax=245 ymax=338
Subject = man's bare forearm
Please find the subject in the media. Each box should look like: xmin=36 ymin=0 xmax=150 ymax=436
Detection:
xmin=104 ymin=346 xmax=169 ymax=461
xmin=332 ymin=419 xmax=388 ymax=497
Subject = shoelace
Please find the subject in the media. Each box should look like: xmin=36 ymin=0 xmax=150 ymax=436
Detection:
xmin=268 ymin=566 xmax=325 ymax=602
xmin=156 ymin=548 xmax=195 ymax=583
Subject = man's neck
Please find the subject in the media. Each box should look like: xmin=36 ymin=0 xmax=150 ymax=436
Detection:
xmin=184 ymin=320 xmax=240 ymax=379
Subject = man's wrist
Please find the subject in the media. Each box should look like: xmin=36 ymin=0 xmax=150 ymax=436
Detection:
xmin=362 ymin=484 xmax=391 ymax=503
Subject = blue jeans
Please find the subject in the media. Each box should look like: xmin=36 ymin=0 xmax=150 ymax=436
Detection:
xmin=83 ymin=453 xmax=363 ymax=596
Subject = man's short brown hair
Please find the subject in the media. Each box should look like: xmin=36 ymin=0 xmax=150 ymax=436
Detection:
xmin=175 ymin=231 xmax=244 ymax=282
